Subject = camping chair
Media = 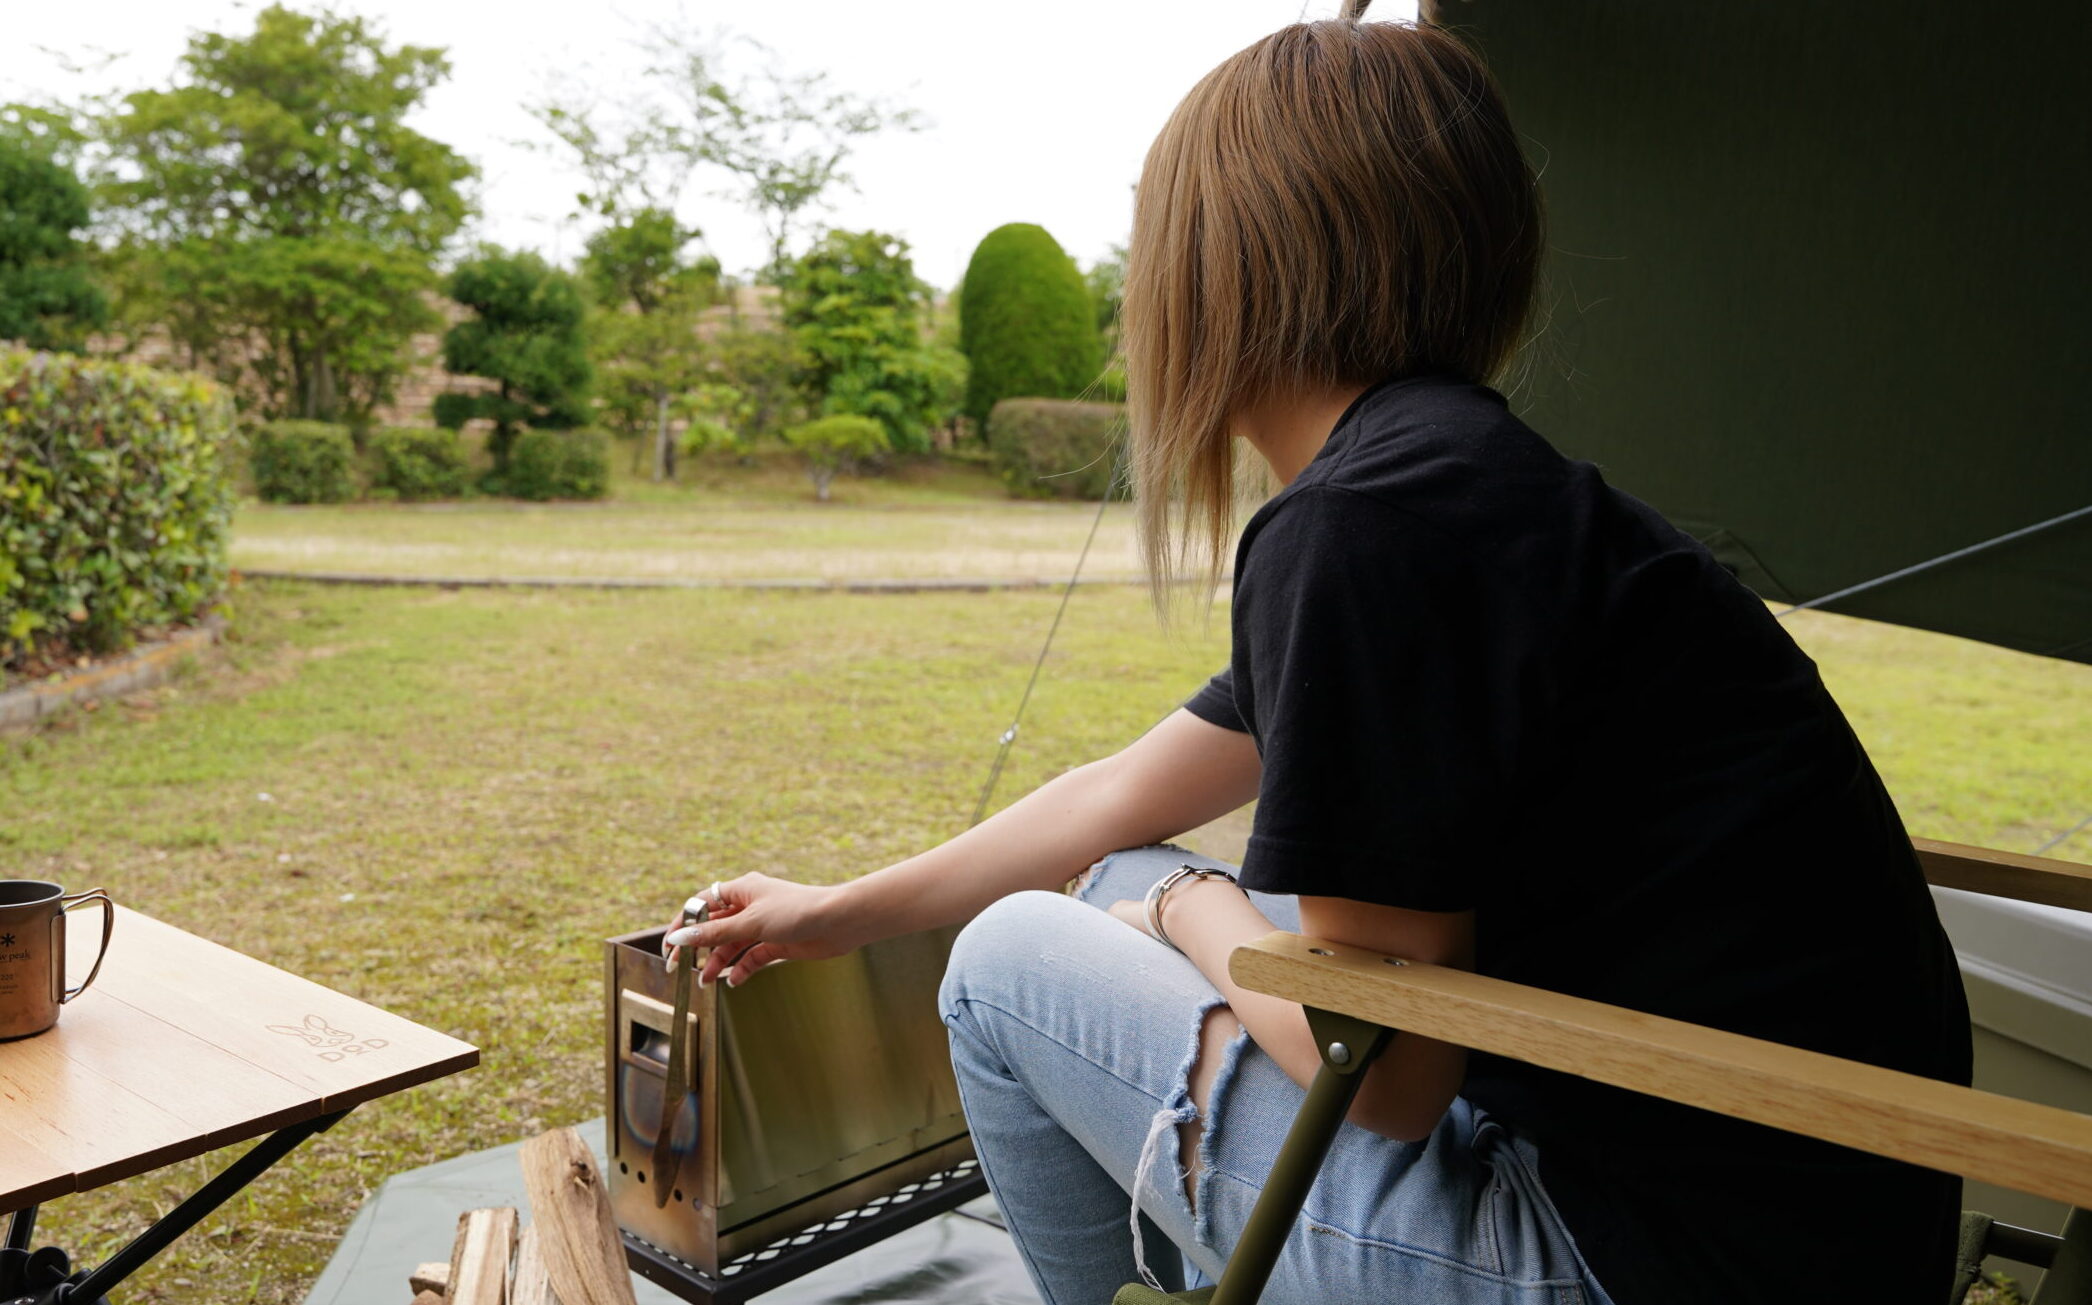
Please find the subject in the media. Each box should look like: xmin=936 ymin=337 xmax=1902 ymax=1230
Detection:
xmin=1115 ymin=839 xmax=2092 ymax=1305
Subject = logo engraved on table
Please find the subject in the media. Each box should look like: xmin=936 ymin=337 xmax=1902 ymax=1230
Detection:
xmin=268 ymin=1012 xmax=390 ymax=1062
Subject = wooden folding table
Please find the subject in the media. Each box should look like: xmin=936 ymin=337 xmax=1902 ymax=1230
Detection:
xmin=1 ymin=907 xmax=478 ymax=1303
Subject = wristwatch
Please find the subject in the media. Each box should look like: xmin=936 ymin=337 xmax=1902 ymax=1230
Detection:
xmin=1143 ymin=864 xmax=1241 ymax=953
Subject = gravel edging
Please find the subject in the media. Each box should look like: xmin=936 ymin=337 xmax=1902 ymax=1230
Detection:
xmin=0 ymin=613 xmax=228 ymax=732
xmin=234 ymin=568 xmax=1155 ymax=594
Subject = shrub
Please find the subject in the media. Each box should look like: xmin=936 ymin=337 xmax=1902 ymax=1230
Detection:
xmin=781 ymin=414 xmax=890 ymax=502
xmin=249 ymin=420 xmax=357 ymax=504
xmin=0 ymin=349 xmax=237 ymax=666
xmin=986 ymin=398 xmax=1124 ymax=500
xmin=370 ymin=427 xmax=471 ymax=501
xmin=503 ymin=427 xmax=608 ymax=501
xmin=959 ymin=224 xmax=1104 ymax=434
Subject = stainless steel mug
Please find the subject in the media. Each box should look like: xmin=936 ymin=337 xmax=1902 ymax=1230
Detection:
xmin=0 ymin=880 xmax=115 ymax=1040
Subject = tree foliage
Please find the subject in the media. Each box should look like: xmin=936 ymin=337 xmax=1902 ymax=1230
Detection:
xmin=781 ymin=414 xmax=889 ymax=502
xmin=90 ymin=5 xmax=474 ymax=422
xmin=442 ymin=247 xmax=593 ymax=472
xmin=0 ymin=135 xmax=108 ymax=351
xmin=527 ymin=25 xmax=919 ymax=277
xmin=707 ymin=325 xmax=808 ymax=445
xmin=779 ymin=229 xmax=965 ymax=455
xmin=1086 ymin=244 xmax=1127 ymax=352
xmin=579 ymin=206 xmax=721 ymax=480
xmin=959 ymin=224 xmax=1104 ymax=434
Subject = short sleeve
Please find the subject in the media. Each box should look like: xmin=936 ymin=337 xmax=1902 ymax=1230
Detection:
xmin=1232 ymin=487 xmax=1540 ymax=911
xmin=1182 ymin=666 xmax=1246 ymax=731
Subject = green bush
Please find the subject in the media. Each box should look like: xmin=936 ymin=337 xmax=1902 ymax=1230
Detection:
xmin=0 ymin=349 xmax=237 ymax=665
xmin=250 ymin=420 xmax=357 ymax=503
xmin=986 ymin=398 xmax=1124 ymax=500
xmin=959 ymin=224 xmax=1104 ymax=435
xmin=503 ymin=427 xmax=608 ymax=501
xmin=370 ymin=426 xmax=471 ymax=500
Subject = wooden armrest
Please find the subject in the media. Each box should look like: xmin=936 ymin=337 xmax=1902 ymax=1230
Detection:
xmin=1913 ymin=838 xmax=2092 ymax=912
xmin=1230 ymin=932 xmax=2092 ymax=1209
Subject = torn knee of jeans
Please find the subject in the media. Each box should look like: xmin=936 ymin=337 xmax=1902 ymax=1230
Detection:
xmin=1126 ymin=994 xmax=1231 ymax=1289
xmin=1196 ymin=1003 xmax=1238 ymax=1246
xmin=1069 ymin=857 xmax=1111 ymax=898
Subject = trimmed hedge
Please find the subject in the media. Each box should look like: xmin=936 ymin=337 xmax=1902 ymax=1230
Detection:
xmin=251 ymin=420 xmax=357 ymax=504
xmin=959 ymin=224 xmax=1104 ymax=435
xmin=986 ymin=398 xmax=1124 ymax=500
xmin=503 ymin=427 xmax=608 ymax=501
xmin=0 ymin=349 xmax=237 ymax=665
xmin=370 ymin=426 xmax=470 ymax=501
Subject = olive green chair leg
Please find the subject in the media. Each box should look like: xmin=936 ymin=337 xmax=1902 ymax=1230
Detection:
xmin=1113 ymin=1008 xmax=1394 ymax=1305
xmin=2030 ymin=1207 xmax=2091 ymax=1305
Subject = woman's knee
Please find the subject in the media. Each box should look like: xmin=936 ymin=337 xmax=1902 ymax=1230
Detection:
xmin=939 ymin=889 xmax=1100 ymax=1021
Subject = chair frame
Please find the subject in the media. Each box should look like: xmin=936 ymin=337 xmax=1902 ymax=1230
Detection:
xmin=1195 ymin=839 xmax=2092 ymax=1305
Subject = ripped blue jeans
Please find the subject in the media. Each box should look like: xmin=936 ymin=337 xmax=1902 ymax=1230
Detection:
xmin=938 ymin=845 xmax=1614 ymax=1305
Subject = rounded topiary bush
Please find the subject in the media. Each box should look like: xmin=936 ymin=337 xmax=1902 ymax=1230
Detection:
xmin=0 ymin=349 xmax=237 ymax=665
xmin=959 ymin=224 xmax=1104 ymax=436
xmin=250 ymin=420 xmax=357 ymax=504
xmin=370 ymin=427 xmax=471 ymax=501
xmin=986 ymin=398 xmax=1124 ymax=500
xmin=503 ymin=427 xmax=608 ymax=501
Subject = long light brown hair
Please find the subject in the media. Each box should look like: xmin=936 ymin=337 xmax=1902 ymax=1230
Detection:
xmin=1122 ymin=19 xmax=1542 ymax=602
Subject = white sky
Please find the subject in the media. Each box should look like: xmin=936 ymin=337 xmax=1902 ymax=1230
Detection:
xmin=1 ymin=0 xmax=1416 ymax=290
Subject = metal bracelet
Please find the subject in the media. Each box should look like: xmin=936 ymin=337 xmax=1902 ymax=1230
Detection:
xmin=1143 ymin=864 xmax=1240 ymax=953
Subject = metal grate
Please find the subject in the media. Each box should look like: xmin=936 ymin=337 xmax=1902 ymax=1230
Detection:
xmin=624 ymin=1160 xmax=990 ymax=1305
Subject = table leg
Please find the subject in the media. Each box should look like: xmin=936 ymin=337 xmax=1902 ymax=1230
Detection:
xmin=36 ymin=1107 xmax=353 ymax=1304
xmin=4 ymin=1208 xmax=33 ymax=1254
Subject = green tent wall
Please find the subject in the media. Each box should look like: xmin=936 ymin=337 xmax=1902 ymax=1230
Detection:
xmin=1434 ymin=1 xmax=2092 ymax=661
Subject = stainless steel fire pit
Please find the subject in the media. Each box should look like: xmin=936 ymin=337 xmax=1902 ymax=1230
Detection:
xmin=605 ymin=923 xmax=986 ymax=1303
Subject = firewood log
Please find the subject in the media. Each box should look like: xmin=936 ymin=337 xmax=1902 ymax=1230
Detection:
xmin=519 ymin=1128 xmax=638 ymax=1305
xmin=448 ymin=1207 xmax=519 ymax=1305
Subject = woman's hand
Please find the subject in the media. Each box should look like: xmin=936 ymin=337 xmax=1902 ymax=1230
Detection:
xmin=661 ymin=872 xmax=869 ymax=989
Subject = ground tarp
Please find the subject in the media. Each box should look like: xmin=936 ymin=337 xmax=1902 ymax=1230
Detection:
xmin=302 ymin=1120 xmax=1039 ymax=1305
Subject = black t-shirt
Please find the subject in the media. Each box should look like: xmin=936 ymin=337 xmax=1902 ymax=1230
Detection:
xmin=1184 ymin=375 xmax=1971 ymax=1305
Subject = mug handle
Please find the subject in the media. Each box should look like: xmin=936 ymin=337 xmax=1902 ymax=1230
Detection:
xmin=58 ymin=888 xmax=115 ymax=1003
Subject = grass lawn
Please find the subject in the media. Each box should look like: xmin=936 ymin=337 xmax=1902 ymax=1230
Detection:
xmin=1 ymin=575 xmax=2085 ymax=1301
xmin=231 ymin=450 xmax=1148 ymax=584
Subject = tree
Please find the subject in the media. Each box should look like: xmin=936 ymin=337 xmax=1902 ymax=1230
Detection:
xmin=781 ymin=415 xmax=889 ymax=502
xmin=778 ymin=229 xmax=965 ymax=455
xmin=528 ymin=25 xmax=919 ymax=278
xmin=959 ymin=224 xmax=1104 ymax=435
xmin=92 ymin=5 xmax=474 ymax=421
xmin=441 ymin=248 xmax=593 ymax=473
xmin=1085 ymin=244 xmax=1128 ymax=353
xmin=708 ymin=324 xmax=808 ymax=445
xmin=580 ymin=207 xmax=722 ymax=481
xmin=0 ymin=134 xmax=108 ymax=350
xmin=668 ymin=42 xmax=923 ymax=277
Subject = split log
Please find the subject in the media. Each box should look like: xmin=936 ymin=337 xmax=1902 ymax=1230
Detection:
xmin=448 ymin=1206 xmax=520 ymax=1305
xmin=519 ymin=1127 xmax=638 ymax=1305
xmin=511 ymin=1222 xmax=562 ymax=1305
xmin=409 ymin=1262 xmax=451 ymax=1296
xmin=412 ymin=1293 xmax=446 ymax=1305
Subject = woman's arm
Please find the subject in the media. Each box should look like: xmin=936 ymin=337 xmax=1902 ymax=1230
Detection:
xmin=1113 ymin=880 xmax=1474 ymax=1142
xmin=677 ymin=708 xmax=1261 ymax=986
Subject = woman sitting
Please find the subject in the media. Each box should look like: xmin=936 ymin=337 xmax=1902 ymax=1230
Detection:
xmin=666 ymin=17 xmax=1972 ymax=1304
